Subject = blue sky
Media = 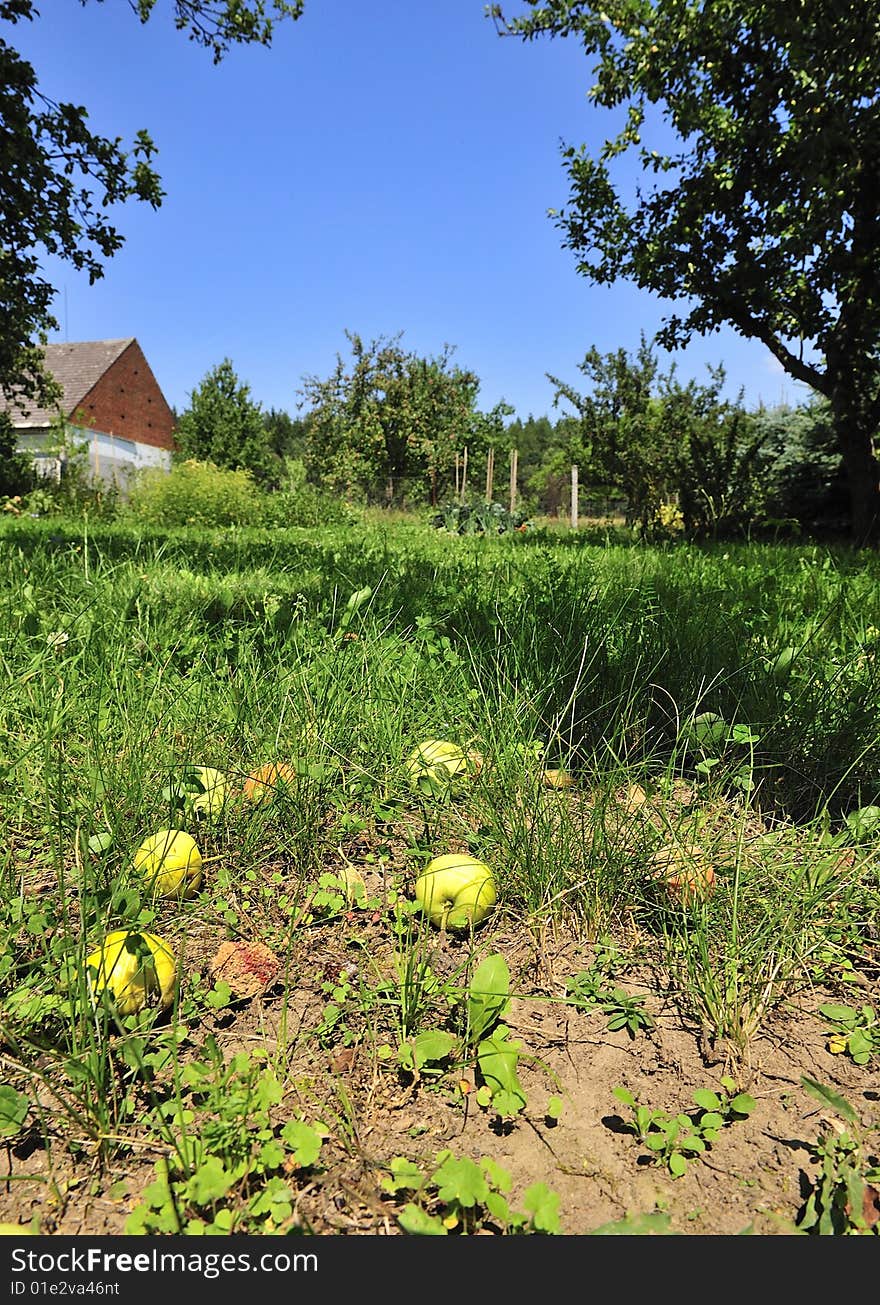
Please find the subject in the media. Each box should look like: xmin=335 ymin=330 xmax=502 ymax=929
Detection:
xmin=14 ymin=0 xmax=810 ymax=423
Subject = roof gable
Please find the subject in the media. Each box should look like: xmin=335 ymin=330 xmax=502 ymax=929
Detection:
xmin=1 ymin=339 xmax=135 ymax=427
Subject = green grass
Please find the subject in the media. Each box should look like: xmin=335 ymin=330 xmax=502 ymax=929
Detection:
xmin=0 ymin=512 xmax=877 ymax=1230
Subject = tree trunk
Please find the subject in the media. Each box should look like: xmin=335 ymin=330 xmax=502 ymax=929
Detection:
xmin=831 ymin=396 xmax=880 ymax=546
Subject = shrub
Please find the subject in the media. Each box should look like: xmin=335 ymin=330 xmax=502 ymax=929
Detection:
xmin=127 ymin=460 xmax=263 ymax=528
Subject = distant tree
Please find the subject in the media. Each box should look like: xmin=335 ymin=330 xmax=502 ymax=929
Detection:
xmin=263 ymin=407 xmax=308 ymax=463
xmin=301 ymin=332 xmax=492 ymax=504
xmin=753 ymin=400 xmax=848 ymax=531
xmin=0 ymin=0 xmax=302 ymax=421
xmin=493 ymin=1 xmax=880 ymax=543
xmin=175 ymin=359 xmax=279 ymax=486
xmin=550 ymin=336 xmax=767 ymax=535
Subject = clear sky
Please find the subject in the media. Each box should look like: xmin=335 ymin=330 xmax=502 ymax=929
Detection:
xmin=13 ymin=0 xmax=811 ymax=423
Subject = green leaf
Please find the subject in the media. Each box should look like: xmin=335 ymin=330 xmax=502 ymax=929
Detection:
xmin=477 ymin=1030 xmax=527 ymax=1118
xmin=467 ymin=953 xmax=510 ymax=1042
xmin=430 ymin=1154 xmax=489 ymax=1208
xmin=186 ymin=1157 xmax=234 ymax=1205
xmin=819 ymin=1003 xmax=858 ymax=1025
xmin=480 ymin=1157 xmax=512 ymax=1193
xmin=728 ymin=1093 xmax=757 ymax=1116
xmin=668 ymin=1152 xmax=688 ymax=1177
xmin=397 ymin=1203 xmax=448 ymax=1235
xmin=280 ymin=1120 xmax=322 ymax=1169
xmin=409 ymin=1029 xmax=457 ymax=1069
xmin=546 ymin=1095 xmax=563 ymax=1121
xmin=484 ymin=1190 xmax=513 ymax=1227
xmin=0 ymin=1086 xmax=29 ymax=1137
xmin=522 ymin=1182 xmax=562 ymax=1233
xmin=382 ymin=1157 xmax=424 ymax=1194
xmin=800 ymin=1077 xmax=860 ymax=1126
xmin=87 ymin=831 xmax=115 ymax=857
xmin=692 ymin=1089 xmax=721 ymax=1111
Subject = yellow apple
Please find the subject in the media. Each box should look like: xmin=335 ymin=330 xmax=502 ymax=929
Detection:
xmin=406 ymin=740 xmax=473 ymax=794
xmin=133 ymin=829 xmax=203 ymax=898
xmin=85 ymin=929 xmax=176 ymax=1015
xmin=542 ymin=768 xmax=575 ymax=789
xmin=414 ymin=853 xmax=497 ymax=931
xmin=189 ymin=765 xmax=229 ymax=817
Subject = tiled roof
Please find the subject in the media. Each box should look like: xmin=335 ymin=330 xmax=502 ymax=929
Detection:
xmin=1 ymin=339 xmax=135 ymax=427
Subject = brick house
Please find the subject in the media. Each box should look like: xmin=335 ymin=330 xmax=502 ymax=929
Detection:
xmin=2 ymin=338 xmax=177 ymax=485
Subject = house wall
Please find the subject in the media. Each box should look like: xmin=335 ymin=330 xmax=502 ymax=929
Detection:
xmin=17 ymin=427 xmax=172 ymax=489
xmin=72 ymin=340 xmax=176 ymax=452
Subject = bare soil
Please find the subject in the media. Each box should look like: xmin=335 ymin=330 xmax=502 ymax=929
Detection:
xmin=2 ymin=785 xmax=878 ymax=1238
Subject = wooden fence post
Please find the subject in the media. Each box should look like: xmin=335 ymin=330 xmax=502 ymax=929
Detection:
xmin=485 ymin=447 xmax=495 ymax=503
xmin=571 ymin=465 xmax=579 ymax=531
xmin=454 ymin=452 xmax=460 ymax=502
xmin=461 ymin=446 xmax=468 ymax=503
xmin=509 ymin=447 xmax=518 ymax=514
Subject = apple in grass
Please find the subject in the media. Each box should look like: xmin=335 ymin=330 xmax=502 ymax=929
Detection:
xmin=406 ymin=740 xmax=482 ymax=796
xmin=133 ymin=829 xmax=203 ymax=899
xmin=85 ymin=929 xmax=176 ymax=1015
xmin=242 ymin=762 xmax=297 ymax=804
xmin=188 ymin=765 xmax=229 ymax=817
xmin=649 ymin=844 xmax=716 ymax=906
xmin=414 ymin=853 xmax=497 ymax=931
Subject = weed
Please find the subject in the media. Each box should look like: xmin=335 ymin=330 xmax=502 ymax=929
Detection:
xmin=797 ymin=1078 xmax=880 ymax=1235
xmin=382 ymin=1149 xmax=561 ymax=1234
xmin=613 ymin=1077 xmax=757 ymax=1178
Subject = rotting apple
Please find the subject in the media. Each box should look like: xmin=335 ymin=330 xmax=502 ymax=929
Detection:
xmin=649 ymin=844 xmax=716 ymax=906
xmin=242 ymin=761 xmax=297 ymax=804
xmin=133 ymin=828 xmax=203 ymax=898
xmin=414 ymin=853 xmax=497 ymax=931
xmin=85 ymin=929 xmax=176 ymax=1015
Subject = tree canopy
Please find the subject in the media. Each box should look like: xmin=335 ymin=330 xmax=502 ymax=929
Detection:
xmin=301 ymin=331 xmax=508 ymax=505
xmin=492 ymin=0 xmax=880 ymax=541
xmin=0 ymin=0 xmax=302 ymax=420
xmin=174 ymin=358 xmax=280 ymax=485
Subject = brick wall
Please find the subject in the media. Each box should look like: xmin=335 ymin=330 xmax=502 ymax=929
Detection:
xmin=72 ymin=340 xmax=177 ymax=452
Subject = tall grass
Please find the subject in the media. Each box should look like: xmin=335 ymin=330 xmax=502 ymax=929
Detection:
xmin=0 ymin=514 xmax=877 ymax=1180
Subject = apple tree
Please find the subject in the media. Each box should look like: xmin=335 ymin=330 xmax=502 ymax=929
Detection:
xmin=492 ymin=1 xmax=880 ymax=543
xmin=301 ymin=331 xmax=499 ymax=505
xmin=174 ymin=359 xmax=280 ymax=485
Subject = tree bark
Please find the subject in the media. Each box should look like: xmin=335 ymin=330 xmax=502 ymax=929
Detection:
xmin=831 ymin=399 xmax=880 ymax=546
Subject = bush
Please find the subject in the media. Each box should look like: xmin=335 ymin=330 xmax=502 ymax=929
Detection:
xmin=127 ymin=460 xmax=263 ymax=528
xmin=256 ymin=459 xmax=351 ymax=528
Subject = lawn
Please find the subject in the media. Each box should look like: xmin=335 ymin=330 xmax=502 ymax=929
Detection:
xmin=0 ymin=514 xmax=878 ymax=1236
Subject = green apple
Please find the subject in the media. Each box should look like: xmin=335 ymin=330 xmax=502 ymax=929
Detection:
xmin=414 ymin=853 xmax=497 ymax=931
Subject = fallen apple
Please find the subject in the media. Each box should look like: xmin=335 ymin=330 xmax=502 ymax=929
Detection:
xmin=85 ymin=929 xmax=176 ymax=1015
xmin=650 ymin=844 xmax=716 ymax=906
xmin=406 ymin=740 xmax=474 ymax=795
xmin=414 ymin=853 xmax=497 ymax=931
xmin=189 ymin=765 xmax=229 ymax=817
xmin=542 ymin=768 xmax=574 ymax=789
xmin=242 ymin=761 xmax=297 ymax=803
xmin=133 ymin=828 xmax=203 ymax=898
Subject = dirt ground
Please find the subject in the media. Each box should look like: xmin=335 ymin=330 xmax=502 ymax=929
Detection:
xmin=2 ymin=900 xmax=876 ymax=1239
